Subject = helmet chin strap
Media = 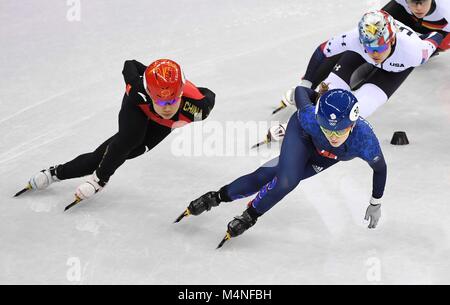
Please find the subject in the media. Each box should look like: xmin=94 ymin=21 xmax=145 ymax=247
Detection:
xmin=143 ymin=75 xmax=150 ymax=97
xmin=426 ymin=0 xmax=437 ymax=17
xmin=390 ymin=36 xmax=396 ymax=51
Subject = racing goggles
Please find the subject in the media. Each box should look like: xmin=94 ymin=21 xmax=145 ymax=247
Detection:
xmin=363 ymin=43 xmax=390 ymax=54
xmin=320 ymin=126 xmax=352 ymax=138
xmin=153 ymin=95 xmax=182 ymax=106
xmin=406 ymin=0 xmax=430 ymax=5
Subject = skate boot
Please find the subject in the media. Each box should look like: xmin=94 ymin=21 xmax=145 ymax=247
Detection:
xmin=217 ymin=205 xmax=261 ymax=249
xmin=29 ymin=166 xmax=60 ymax=190
xmin=188 ymin=191 xmax=222 ymax=216
xmin=174 ymin=189 xmax=227 ymax=223
xmin=14 ymin=166 xmax=60 ymax=197
xmin=227 ymin=207 xmax=258 ymax=237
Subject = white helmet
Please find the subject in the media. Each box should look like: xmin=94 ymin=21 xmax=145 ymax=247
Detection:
xmin=358 ymin=10 xmax=398 ymax=52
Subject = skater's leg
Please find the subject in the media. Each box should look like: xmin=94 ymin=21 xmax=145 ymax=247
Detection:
xmin=125 ymin=121 xmax=171 ymax=160
xmin=224 ymin=113 xmax=317 ymax=238
xmin=58 ymin=111 xmax=172 ymax=181
xmin=221 ymin=157 xmax=279 ymax=201
xmin=249 ymin=112 xmax=327 ymax=215
xmin=353 ymin=67 xmax=414 ymax=118
xmin=26 ymin=135 xmax=115 ymax=191
xmin=323 ymin=52 xmax=367 ymax=91
xmin=311 ymin=54 xmax=343 ymax=89
xmin=182 ymin=152 xmax=280 ymax=217
xmin=55 ymin=135 xmax=115 ymax=180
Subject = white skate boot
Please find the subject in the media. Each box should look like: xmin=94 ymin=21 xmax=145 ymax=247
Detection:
xmin=14 ymin=166 xmax=60 ymax=197
xmin=29 ymin=166 xmax=60 ymax=190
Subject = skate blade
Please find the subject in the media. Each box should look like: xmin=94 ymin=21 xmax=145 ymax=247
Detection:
xmin=14 ymin=184 xmax=32 ymax=197
xmin=272 ymin=101 xmax=287 ymax=115
xmin=64 ymin=196 xmax=82 ymax=212
xmin=174 ymin=209 xmax=191 ymax=223
xmin=216 ymin=232 xmax=232 ymax=249
xmin=251 ymin=138 xmax=269 ymax=149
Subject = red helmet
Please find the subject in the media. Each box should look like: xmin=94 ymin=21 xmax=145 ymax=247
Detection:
xmin=144 ymin=59 xmax=185 ymax=103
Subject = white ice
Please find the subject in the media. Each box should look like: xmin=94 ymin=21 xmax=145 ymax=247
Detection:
xmin=0 ymin=0 xmax=449 ymax=284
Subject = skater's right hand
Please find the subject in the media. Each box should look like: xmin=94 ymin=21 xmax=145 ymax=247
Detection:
xmin=364 ymin=197 xmax=381 ymax=229
xmin=75 ymin=172 xmax=107 ymax=200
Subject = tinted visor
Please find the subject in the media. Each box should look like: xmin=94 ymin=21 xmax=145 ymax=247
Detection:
xmin=364 ymin=43 xmax=389 ymax=54
xmin=154 ymin=97 xmax=180 ymax=106
xmin=320 ymin=126 xmax=352 ymax=138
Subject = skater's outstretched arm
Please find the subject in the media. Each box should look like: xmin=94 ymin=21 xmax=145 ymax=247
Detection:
xmin=350 ymin=119 xmax=387 ymax=229
xmin=363 ymin=150 xmax=386 ymax=229
xmin=356 ymin=122 xmax=387 ymax=202
xmin=197 ymin=87 xmax=216 ymax=120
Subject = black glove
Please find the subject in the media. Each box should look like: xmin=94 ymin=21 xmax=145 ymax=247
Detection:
xmin=128 ymin=76 xmax=146 ymax=95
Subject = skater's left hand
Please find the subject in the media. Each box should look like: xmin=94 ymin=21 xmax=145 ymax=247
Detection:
xmin=364 ymin=197 xmax=381 ymax=229
xmin=75 ymin=172 xmax=106 ymax=200
xmin=281 ymin=81 xmax=313 ymax=107
xmin=267 ymin=123 xmax=287 ymax=143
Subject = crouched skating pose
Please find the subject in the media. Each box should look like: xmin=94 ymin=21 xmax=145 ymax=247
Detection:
xmin=15 ymin=59 xmax=215 ymax=210
xmin=176 ymin=86 xmax=387 ymax=248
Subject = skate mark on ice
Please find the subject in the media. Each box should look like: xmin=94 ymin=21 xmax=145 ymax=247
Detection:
xmin=30 ymin=200 xmax=58 ymax=213
xmin=0 ymin=91 xmax=69 ymax=125
xmin=0 ymin=79 xmax=105 ymax=126
xmin=0 ymin=115 xmax=95 ymax=165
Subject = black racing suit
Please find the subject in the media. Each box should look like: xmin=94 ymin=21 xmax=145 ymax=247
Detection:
xmin=383 ymin=0 xmax=449 ymax=51
xmin=55 ymin=60 xmax=216 ymax=183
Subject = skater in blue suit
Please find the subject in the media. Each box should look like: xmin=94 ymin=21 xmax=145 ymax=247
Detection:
xmin=176 ymin=86 xmax=387 ymax=247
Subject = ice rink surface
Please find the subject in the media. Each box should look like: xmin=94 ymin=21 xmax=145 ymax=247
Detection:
xmin=1 ymin=0 xmax=449 ymax=284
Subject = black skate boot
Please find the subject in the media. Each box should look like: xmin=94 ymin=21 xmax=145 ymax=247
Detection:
xmin=228 ymin=206 xmax=259 ymax=237
xmin=188 ymin=191 xmax=221 ymax=216
xmin=14 ymin=166 xmax=60 ymax=197
xmin=174 ymin=187 xmax=230 ymax=223
xmin=217 ymin=205 xmax=261 ymax=249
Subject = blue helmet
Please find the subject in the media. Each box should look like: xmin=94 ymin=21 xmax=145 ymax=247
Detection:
xmin=315 ymin=89 xmax=360 ymax=130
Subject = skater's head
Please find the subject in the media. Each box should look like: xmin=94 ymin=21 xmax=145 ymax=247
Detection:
xmin=406 ymin=0 xmax=433 ymax=19
xmin=144 ymin=59 xmax=185 ymax=119
xmin=316 ymin=89 xmax=360 ymax=147
xmin=358 ymin=10 xmax=397 ymax=64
